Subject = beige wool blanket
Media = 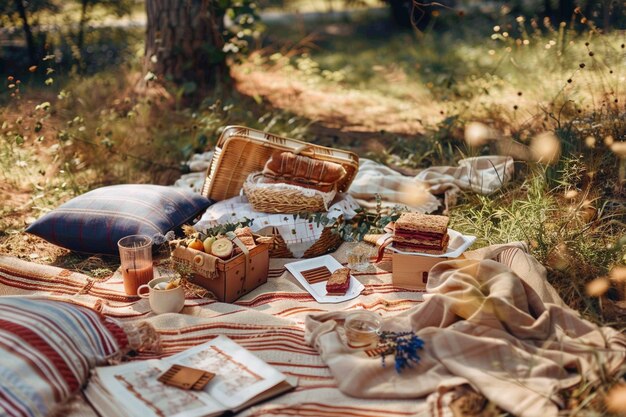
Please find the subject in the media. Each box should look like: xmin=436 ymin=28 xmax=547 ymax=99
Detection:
xmin=305 ymin=245 xmax=626 ymax=417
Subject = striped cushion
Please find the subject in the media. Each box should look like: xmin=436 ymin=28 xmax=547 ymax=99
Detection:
xmin=0 ymin=297 xmax=129 ymax=417
xmin=26 ymin=185 xmax=212 ymax=254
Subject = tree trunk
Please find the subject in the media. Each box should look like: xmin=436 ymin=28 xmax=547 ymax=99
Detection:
xmin=78 ymin=0 xmax=90 ymax=54
xmin=557 ymin=0 xmax=575 ymax=22
xmin=144 ymin=0 xmax=227 ymax=95
xmin=544 ymin=0 xmax=554 ymax=20
xmin=15 ymin=0 xmax=37 ymax=65
xmin=602 ymin=0 xmax=611 ymax=29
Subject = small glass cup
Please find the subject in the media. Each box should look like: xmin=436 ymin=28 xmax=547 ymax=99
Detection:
xmin=344 ymin=310 xmax=382 ymax=349
xmin=118 ymin=235 xmax=154 ymax=296
xmin=347 ymin=243 xmax=372 ymax=272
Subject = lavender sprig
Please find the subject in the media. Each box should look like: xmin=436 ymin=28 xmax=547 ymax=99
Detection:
xmin=378 ymin=331 xmax=424 ymax=373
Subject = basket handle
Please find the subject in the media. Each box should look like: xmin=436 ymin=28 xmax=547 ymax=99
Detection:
xmin=293 ymin=145 xmax=317 ymax=156
xmin=226 ymin=232 xmax=251 ymax=293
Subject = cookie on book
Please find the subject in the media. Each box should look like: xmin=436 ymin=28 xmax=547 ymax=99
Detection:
xmin=326 ymin=267 xmax=351 ymax=295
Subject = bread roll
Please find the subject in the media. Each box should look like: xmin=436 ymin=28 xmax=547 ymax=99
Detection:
xmin=262 ymin=151 xmax=347 ymax=192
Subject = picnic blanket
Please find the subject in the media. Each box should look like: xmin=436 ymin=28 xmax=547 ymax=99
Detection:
xmin=2 ymin=243 xmax=621 ymax=417
xmin=0 ymin=245 xmax=431 ymax=417
xmin=305 ymin=245 xmax=626 ymax=417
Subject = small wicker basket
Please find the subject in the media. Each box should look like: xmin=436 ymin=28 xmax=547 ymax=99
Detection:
xmin=264 ymin=227 xmax=343 ymax=258
xmin=243 ymin=173 xmax=336 ymax=214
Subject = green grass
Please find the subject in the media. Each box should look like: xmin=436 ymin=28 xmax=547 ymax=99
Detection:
xmin=261 ymin=13 xmax=625 ymax=117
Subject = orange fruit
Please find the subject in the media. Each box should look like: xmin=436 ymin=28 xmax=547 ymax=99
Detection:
xmin=188 ymin=239 xmax=204 ymax=252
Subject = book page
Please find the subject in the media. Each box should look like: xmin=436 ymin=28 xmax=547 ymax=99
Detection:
xmin=93 ymin=360 xmax=224 ymax=417
xmin=165 ymin=335 xmax=286 ymax=410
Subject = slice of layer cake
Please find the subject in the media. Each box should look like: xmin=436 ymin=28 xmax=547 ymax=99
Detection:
xmin=393 ymin=212 xmax=450 ymax=254
xmin=326 ymin=267 xmax=351 ymax=295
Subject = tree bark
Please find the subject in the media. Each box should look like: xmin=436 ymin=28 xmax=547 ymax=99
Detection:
xmin=77 ymin=0 xmax=90 ymax=54
xmin=557 ymin=0 xmax=575 ymax=22
xmin=544 ymin=0 xmax=554 ymax=20
xmin=144 ymin=0 xmax=227 ymax=95
xmin=15 ymin=0 xmax=37 ymax=65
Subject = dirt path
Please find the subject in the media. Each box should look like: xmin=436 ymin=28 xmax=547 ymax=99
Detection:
xmin=233 ymin=64 xmax=443 ymax=137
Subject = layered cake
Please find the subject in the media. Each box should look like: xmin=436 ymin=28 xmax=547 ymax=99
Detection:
xmin=326 ymin=267 xmax=351 ymax=295
xmin=393 ymin=212 xmax=450 ymax=254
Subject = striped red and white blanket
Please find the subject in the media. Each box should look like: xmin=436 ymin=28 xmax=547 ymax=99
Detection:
xmin=0 ymin=245 xmax=433 ymax=417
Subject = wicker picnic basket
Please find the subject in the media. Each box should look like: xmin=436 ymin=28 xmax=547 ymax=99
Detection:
xmin=243 ymin=172 xmax=336 ymax=214
xmin=201 ymin=126 xmax=359 ymax=257
xmin=262 ymin=226 xmax=343 ymax=258
xmin=201 ymin=126 xmax=359 ymax=201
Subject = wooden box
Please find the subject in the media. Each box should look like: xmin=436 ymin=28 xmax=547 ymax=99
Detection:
xmin=172 ymin=243 xmax=269 ymax=303
xmin=392 ymin=253 xmax=462 ymax=290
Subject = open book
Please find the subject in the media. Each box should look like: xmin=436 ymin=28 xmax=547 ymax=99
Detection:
xmin=84 ymin=335 xmax=296 ymax=417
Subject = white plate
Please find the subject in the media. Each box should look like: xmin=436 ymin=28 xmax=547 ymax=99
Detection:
xmin=285 ymin=255 xmax=364 ymax=303
xmin=389 ymin=228 xmax=476 ymax=258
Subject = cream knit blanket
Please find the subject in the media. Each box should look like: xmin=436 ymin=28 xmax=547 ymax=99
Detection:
xmin=305 ymin=244 xmax=626 ymax=417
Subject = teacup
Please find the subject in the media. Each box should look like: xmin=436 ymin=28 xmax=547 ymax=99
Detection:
xmin=344 ymin=310 xmax=382 ymax=349
xmin=137 ymin=277 xmax=185 ymax=314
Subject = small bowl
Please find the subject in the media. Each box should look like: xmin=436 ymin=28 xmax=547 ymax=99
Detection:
xmin=344 ymin=310 xmax=382 ymax=349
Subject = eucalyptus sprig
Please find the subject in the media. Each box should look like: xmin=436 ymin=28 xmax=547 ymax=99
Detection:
xmin=193 ymin=218 xmax=254 ymax=240
xmin=294 ymin=195 xmax=407 ymax=242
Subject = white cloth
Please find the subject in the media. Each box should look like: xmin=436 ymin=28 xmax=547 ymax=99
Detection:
xmin=195 ymin=194 xmax=360 ymax=257
xmin=417 ymin=155 xmax=515 ymax=195
xmin=349 ymin=156 xmax=514 ymax=213
xmin=172 ymin=151 xmax=214 ymax=192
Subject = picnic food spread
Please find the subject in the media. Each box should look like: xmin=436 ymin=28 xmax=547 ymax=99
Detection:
xmin=9 ymin=124 xmax=625 ymax=417
xmin=393 ymin=212 xmax=450 ymax=254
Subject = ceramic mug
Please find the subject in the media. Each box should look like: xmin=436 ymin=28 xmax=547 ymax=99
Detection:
xmin=137 ymin=277 xmax=185 ymax=314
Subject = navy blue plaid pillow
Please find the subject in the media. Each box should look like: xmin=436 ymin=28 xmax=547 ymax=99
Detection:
xmin=26 ymin=185 xmax=212 ymax=255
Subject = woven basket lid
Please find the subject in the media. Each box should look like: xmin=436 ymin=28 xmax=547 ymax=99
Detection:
xmin=201 ymin=126 xmax=359 ymax=202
